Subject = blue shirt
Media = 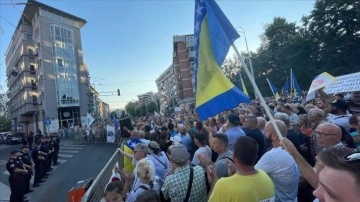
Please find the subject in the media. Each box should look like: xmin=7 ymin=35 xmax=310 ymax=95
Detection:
xmin=226 ymin=126 xmax=246 ymax=151
xmin=179 ymin=133 xmax=193 ymax=152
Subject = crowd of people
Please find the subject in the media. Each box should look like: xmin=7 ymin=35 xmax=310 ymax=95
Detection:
xmin=101 ymin=90 xmax=360 ymax=202
xmin=6 ymin=134 xmax=60 ymax=202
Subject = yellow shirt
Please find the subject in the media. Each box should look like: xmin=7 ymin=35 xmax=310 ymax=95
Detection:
xmin=209 ymin=170 xmax=275 ymax=202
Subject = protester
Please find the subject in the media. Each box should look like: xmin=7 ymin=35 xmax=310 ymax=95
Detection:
xmin=147 ymin=141 xmax=171 ymax=183
xmin=208 ymin=136 xmax=275 ymax=202
xmin=313 ymin=147 xmax=360 ymax=201
xmin=255 ymin=120 xmax=300 ymax=202
xmin=136 ymin=190 xmax=160 ymax=202
xmin=161 ymin=143 xmax=207 ymax=202
xmin=191 ymin=130 xmax=212 ymax=171
xmin=243 ymin=115 xmax=266 ymax=161
xmin=225 ymin=114 xmax=246 ymax=151
xmin=101 ymin=181 xmax=124 ymax=202
xmin=123 ymin=159 xmax=160 ymax=202
xmin=198 ymin=133 xmax=234 ymax=178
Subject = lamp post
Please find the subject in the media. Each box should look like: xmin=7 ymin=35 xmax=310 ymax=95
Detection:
xmin=236 ymin=26 xmax=256 ymax=98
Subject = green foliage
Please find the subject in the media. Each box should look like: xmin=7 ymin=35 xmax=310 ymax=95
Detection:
xmin=247 ymin=0 xmax=360 ymax=94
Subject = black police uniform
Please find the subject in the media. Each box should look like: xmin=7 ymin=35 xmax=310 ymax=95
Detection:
xmin=20 ymin=151 xmax=33 ymax=192
xmin=27 ymin=132 xmax=34 ymax=149
xmin=52 ymin=138 xmax=60 ymax=165
xmin=40 ymin=141 xmax=51 ymax=174
xmin=31 ymin=146 xmax=44 ymax=186
xmin=6 ymin=157 xmax=26 ymax=202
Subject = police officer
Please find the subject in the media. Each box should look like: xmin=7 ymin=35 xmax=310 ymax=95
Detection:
xmin=6 ymin=150 xmax=29 ymax=202
xmin=20 ymin=145 xmax=34 ymax=193
xmin=31 ymin=142 xmax=45 ymax=187
xmin=52 ymin=135 xmax=60 ymax=165
xmin=27 ymin=131 xmax=34 ymax=149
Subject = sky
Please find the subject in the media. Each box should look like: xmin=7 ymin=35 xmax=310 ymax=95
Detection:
xmin=0 ymin=0 xmax=315 ymax=110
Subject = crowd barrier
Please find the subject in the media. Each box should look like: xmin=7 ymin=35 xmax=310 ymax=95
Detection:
xmin=81 ymin=149 xmax=123 ymax=202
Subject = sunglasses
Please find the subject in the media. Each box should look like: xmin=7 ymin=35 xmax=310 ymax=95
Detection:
xmin=343 ymin=152 xmax=360 ymax=162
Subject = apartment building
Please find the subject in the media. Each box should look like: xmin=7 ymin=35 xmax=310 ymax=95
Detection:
xmin=156 ymin=34 xmax=195 ymax=112
xmin=156 ymin=65 xmax=177 ymax=112
xmin=5 ymin=0 xmax=90 ymax=134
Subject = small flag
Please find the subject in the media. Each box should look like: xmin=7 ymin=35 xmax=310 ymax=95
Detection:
xmin=291 ymin=71 xmax=302 ymax=97
xmin=281 ymin=77 xmax=289 ymax=95
xmin=86 ymin=113 xmax=95 ymax=127
xmin=266 ymin=78 xmax=280 ymax=100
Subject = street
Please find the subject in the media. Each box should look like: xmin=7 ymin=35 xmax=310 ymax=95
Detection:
xmin=0 ymin=140 xmax=117 ymax=202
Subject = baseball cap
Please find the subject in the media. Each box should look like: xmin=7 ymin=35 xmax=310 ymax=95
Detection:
xmin=170 ymin=143 xmax=189 ymax=164
xmin=148 ymin=141 xmax=160 ymax=151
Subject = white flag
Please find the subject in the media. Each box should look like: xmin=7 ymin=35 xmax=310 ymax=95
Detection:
xmin=106 ymin=125 xmax=115 ymax=143
xmin=86 ymin=113 xmax=95 ymax=127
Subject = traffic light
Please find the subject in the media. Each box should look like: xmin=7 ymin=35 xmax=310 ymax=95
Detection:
xmin=117 ymin=89 xmax=120 ymax=96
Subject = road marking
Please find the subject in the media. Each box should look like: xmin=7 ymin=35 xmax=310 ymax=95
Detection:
xmin=3 ymin=171 xmax=9 ymax=175
xmin=59 ymin=150 xmax=79 ymax=153
xmin=0 ymin=160 xmax=7 ymax=166
xmin=58 ymin=154 xmax=73 ymax=158
xmin=57 ymin=159 xmax=67 ymax=164
xmin=0 ymin=181 xmax=10 ymax=201
xmin=62 ymin=144 xmax=86 ymax=147
xmin=60 ymin=147 xmax=83 ymax=150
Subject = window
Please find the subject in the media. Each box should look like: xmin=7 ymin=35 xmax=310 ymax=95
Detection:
xmin=30 ymin=64 xmax=35 ymax=74
xmin=32 ymin=95 xmax=38 ymax=104
xmin=57 ymin=58 xmax=64 ymax=66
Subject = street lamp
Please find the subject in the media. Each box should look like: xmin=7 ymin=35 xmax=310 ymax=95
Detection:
xmin=236 ymin=26 xmax=256 ymax=98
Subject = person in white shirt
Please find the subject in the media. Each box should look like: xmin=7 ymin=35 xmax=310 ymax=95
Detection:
xmin=255 ymin=120 xmax=300 ymax=202
xmin=192 ymin=130 xmax=212 ymax=171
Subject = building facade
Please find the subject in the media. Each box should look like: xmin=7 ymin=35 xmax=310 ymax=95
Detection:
xmin=156 ymin=65 xmax=177 ymax=112
xmin=5 ymin=0 xmax=89 ymax=134
xmin=137 ymin=92 xmax=156 ymax=106
xmin=156 ymin=34 xmax=195 ymax=113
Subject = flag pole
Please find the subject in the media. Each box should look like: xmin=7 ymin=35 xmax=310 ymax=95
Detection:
xmin=266 ymin=78 xmax=276 ymax=98
xmin=232 ymin=44 xmax=283 ymax=141
xmin=290 ymin=68 xmax=293 ymax=99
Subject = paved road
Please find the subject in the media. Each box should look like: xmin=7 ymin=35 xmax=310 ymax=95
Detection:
xmin=0 ymin=140 xmax=117 ymax=202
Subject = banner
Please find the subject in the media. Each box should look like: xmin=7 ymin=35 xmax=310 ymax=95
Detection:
xmin=106 ymin=125 xmax=115 ymax=143
xmin=324 ymin=72 xmax=360 ymax=94
xmin=306 ymin=72 xmax=336 ymax=101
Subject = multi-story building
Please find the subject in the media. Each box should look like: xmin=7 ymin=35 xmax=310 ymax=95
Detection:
xmin=156 ymin=34 xmax=195 ymax=112
xmin=173 ymin=34 xmax=195 ymax=107
xmin=5 ymin=0 xmax=89 ymax=134
xmin=137 ymin=92 xmax=157 ymax=107
xmin=156 ymin=65 xmax=177 ymax=112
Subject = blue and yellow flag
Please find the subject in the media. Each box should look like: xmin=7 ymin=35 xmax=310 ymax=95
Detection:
xmin=123 ymin=138 xmax=142 ymax=172
xmin=194 ymin=0 xmax=250 ymax=121
xmin=291 ymin=72 xmax=302 ymax=97
xmin=266 ymin=78 xmax=280 ymax=100
xmin=281 ymin=77 xmax=289 ymax=95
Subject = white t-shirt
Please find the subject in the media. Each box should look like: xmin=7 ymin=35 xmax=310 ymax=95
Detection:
xmin=255 ymin=147 xmax=300 ymax=202
xmin=192 ymin=145 xmax=212 ymax=171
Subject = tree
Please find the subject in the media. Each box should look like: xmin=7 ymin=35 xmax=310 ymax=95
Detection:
xmin=125 ymin=101 xmax=138 ymax=116
xmin=302 ymin=0 xmax=360 ymax=77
